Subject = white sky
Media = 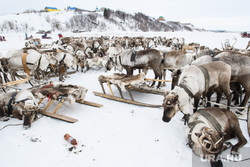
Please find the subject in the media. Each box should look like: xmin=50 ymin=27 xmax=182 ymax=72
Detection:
xmin=0 ymin=0 xmax=249 ymax=31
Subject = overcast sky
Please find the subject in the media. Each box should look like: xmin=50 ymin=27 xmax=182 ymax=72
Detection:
xmin=0 ymin=0 xmax=249 ymax=31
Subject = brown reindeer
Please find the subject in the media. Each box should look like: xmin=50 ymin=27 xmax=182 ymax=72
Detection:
xmin=213 ymin=51 xmax=250 ymax=108
xmin=106 ymin=49 xmax=163 ymax=88
xmin=187 ymin=107 xmax=247 ymax=167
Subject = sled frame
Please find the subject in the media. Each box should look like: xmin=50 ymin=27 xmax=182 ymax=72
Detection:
xmin=94 ymin=79 xmax=165 ymax=108
xmin=38 ymin=96 xmax=103 ymax=123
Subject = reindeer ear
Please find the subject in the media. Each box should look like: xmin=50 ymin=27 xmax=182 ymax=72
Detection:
xmin=175 ymin=95 xmax=179 ymax=101
xmin=176 ymin=69 xmax=182 ymax=76
xmin=219 ymin=132 xmax=226 ymax=136
xmin=195 ymin=132 xmax=202 ymax=137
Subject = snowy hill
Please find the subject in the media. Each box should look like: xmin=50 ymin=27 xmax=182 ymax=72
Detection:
xmin=0 ymin=10 xmax=200 ymax=33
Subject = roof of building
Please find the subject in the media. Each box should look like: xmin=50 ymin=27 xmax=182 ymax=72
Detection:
xmin=45 ymin=7 xmax=59 ymax=10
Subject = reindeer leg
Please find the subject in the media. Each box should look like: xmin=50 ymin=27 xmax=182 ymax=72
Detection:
xmin=193 ymin=94 xmax=202 ymax=112
xmin=162 ymin=69 xmax=166 ymax=86
xmin=230 ymin=120 xmax=247 ymax=156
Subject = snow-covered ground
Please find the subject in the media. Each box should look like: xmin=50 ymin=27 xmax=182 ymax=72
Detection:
xmin=0 ymin=31 xmax=249 ymax=167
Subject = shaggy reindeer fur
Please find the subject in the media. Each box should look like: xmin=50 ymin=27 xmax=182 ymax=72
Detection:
xmin=162 ymin=61 xmax=231 ymax=122
xmin=0 ymin=89 xmax=39 ymax=128
xmin=187 ymin=107 xmax=247 ymax=167
xmin=6 ymin=49 xmax=57 ymax=80
xmin=99 ymin=73 xmax=145 ymax=92
xmin=106 ymin=49 xmax=162 ymax=88
xmin=31 ymin=83 xmax=88 ymax=105
xmin=213 ymin=52 xmax=250 ymax=107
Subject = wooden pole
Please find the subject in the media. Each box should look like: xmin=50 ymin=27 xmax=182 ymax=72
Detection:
xmin=116 ymin=85 xmax=124 ymax=99
xmin=99 ymin=80 xmax=106 ymax=94
xmin=38 ymin=97 xmax=46 ymax=105
xmin=43 ymin=99 xmax=54 ymax=112
xmin=144 ymin=78 xmax=172 ymax=82
xmin=52 ymin=99 xmax=64 ymax=114
xmin=127 ymin=89 xmax=134 ymax=101
xmin=107 ymin=81 xmax=114 ymax=96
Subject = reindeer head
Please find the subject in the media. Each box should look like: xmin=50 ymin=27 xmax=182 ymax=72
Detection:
xmin=162 ymin=93 xmax=179 ymax=122
xmin=0 ymin=57 xmax=10 ymax=73
xmin=195 ymin=128 xmax=226 ymax=156
xmin=106 ymin=57 xmax=115 ymax=71
xmin=12 ymin=101 xmax=39 ymax=129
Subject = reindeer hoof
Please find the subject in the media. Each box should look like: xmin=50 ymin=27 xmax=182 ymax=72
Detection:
xmin=0 ymin=117 xmax=9 ymax=122
xmin=230 ymin=150 xmax=239 ymax=157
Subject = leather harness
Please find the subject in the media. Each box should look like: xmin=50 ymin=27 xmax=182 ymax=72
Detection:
xmin=22 ymin=53 xmax=31 ymax=76
xmin=187 ymin=109 xmax=223 ymax=147
xmin=197 ymin=65 xmax=210 ymax=94
xmin=178 ymin=65 xmax=210 ymax=98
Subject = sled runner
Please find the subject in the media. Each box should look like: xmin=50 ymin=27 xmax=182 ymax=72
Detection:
xmin=93 ymin=73 xmax=170 ymax=108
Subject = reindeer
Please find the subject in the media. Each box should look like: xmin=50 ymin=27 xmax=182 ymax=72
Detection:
xmin=6 ymin=49 xmax=57 ymax=80
xmin=106 ymin=49 xmax=163 ymax=88
xmin=162 ymin=61 xmax=231 ymax=123
xmin=187 ymin=107 xmax=247 ymax=167
xmin=213 ymin=51 xmax=250 ymax=108
xmin=0 ymin=89 xmax=39 ymax=129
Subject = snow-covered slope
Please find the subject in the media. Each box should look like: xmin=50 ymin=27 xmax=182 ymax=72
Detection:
xmin=0 ymin=10 xmax=198 ymax=33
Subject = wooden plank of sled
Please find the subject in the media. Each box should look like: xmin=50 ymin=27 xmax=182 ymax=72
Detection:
xmin=144 ymin=78 xmax=172 ymax=82
xmin=43 ymin=99 xmax=54 ymax=112
xmin=52 ymin=99 xmax=65 ymax=114
xmin=40 ymin=110 xmax=78 ymax=123
xmin=76 ymin=100 xmax=103 ymax=107
xmin=93 ymin=91 xmax=162 ymax=108
xmin=107 ymin=81 xmax=114 ymax=96
xmin=127 ymin=85 xmax=169 ymax=95
xmin=3 ymin=77 xmax=30 ymax=87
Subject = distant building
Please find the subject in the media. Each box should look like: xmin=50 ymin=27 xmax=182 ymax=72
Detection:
xmin=45 ymin=7 xmax=60 ymax=12
xmin=157 ymin=16 xmax=165 ymax=21
xmin=67 ymin=6 xmax=76 ymax=11
xmin=100 ymin=7 xmax=110 ymax=11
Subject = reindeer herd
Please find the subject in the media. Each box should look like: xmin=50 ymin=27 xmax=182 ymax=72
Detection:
xmin=1 ymin=34 xmax=250 ymax=167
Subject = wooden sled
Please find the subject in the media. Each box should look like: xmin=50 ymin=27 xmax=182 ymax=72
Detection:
xmin=94 ymin=73 xmax=169 ymax=108
xmin=38 ymin=96 xmax=103 ymax=123
xmin=1 ymin=77 xmax=30 ymax=92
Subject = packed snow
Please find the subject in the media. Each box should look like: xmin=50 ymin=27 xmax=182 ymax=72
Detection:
xmin=0 ymin=31 xmax=250 ymax=167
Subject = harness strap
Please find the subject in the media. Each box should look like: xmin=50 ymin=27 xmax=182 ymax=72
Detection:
xmin=7 ymin=92 xmax=18 ymax=116
xmin=35 ymin=56 xmax=42 ymax=71
xmin=179 ymin=84 xmax=194 ymax=98
xmin=198 ymin=109 xmax=222 ymax=133
xmin=22 ymin=53 xmax=31 ymax=76
xmin=197 ymin=66 xmax=210 ymax=94
xmin=59 ymin=54 xmax=66 ymax=64
xmin=130 ymin=51 xmax=137 ymax=62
